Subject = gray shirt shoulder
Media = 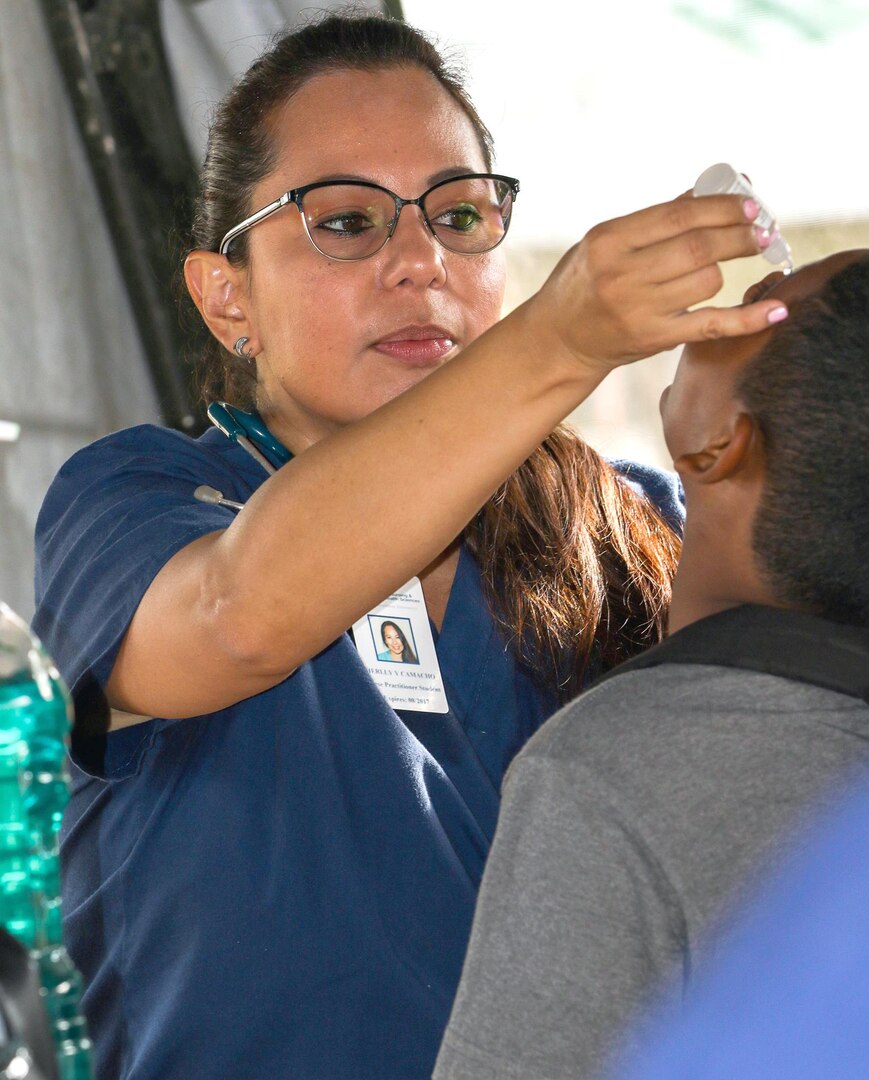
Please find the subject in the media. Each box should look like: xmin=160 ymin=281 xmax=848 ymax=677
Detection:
xmin=434 ymin=664 xmax=869 ymax=1080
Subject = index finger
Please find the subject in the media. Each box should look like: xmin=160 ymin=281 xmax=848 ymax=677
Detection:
xmin=607 ymin=193 xmax=759 ymax=251
xmin=675 ymin=296 xmax=789 ymax=343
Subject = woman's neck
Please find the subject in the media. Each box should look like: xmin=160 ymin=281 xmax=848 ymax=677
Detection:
xmin=419 ymin=541 xmax=462 ymax=632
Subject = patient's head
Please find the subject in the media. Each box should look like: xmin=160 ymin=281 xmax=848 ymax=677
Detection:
xmin=662 ymin=250 xmax=869 ymax=628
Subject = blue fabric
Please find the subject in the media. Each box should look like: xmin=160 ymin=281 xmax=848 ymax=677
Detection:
xmin=34 ymin=424 xmax=681 ymax=1080
xmin=609 ymin=458 xmax=684 ymax=535
xmin=610 ymin=777 xmax=869 ymax=1080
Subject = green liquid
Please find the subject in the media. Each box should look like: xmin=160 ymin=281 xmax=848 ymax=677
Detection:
xmin=0 ymin=665 xmax=93 ymax=1075
xmin=0 ymin=674 xmax=68 ymax=948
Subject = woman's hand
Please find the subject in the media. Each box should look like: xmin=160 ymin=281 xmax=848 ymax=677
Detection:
xmin=533 ymin=193 xmax=789 ymax=374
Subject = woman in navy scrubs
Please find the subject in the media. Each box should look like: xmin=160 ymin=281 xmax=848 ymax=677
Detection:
xmin=33 ymin=13 xmax=787 ymax=1080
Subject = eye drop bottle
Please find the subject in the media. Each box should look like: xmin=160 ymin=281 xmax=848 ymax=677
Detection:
xmin=693 ymin=163 xmax=793 ymax=271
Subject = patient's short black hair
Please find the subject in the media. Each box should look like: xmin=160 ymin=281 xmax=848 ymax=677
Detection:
xmin=737 ymin=256 xmax=869 ymax=626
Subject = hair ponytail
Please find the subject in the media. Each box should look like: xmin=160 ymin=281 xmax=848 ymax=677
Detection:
xmin=466 ymin=426 xmax=680 ymax=702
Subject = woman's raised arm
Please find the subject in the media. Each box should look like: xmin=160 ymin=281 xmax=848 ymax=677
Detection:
xmin=105 ymin=191 xmax=784 ymax=723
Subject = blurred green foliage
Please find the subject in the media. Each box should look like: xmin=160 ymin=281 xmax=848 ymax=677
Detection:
xmin=674 ymin=0 xmax=868 ymax=49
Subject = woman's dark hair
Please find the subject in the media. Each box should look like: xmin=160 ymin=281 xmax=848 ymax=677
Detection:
xmin=187 ymin=11 xmax=680 ymax=701
xmin=737 ymin=254 xmax=869 ymax=626
xmin=466 ymin=429 xmax=679 ymax=699
xmin=381 ymin=621 xmax=418 ymax=664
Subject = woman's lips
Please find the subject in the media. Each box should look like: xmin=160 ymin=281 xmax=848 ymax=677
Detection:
xmin=372 ymin=326 xmax=456 ymax=366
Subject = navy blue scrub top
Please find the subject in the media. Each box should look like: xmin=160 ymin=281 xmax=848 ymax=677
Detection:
xmin=33 ymin=425 xmax=682 ymax=1080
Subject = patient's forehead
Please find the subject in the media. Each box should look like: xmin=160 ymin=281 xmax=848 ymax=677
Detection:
xmin=663 ymin=249 xmax=869 ymax=458
xmin=760 ymin=249 xmax=869 ymax=307
xmin=681 ymin=248 xmax=869 ymax=376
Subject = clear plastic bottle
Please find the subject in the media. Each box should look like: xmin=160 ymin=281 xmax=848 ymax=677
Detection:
xmin=0 ymin=603 xmax=93 ymax=1080
xmin=693 ymin=163 xmax=793 ymax=270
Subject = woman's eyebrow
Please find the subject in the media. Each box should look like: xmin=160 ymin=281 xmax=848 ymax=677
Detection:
xmin=426 ymin=166 xmax=479 ymax=186
xmin=301 ymin=166 xmax=479 ymax=189
xmin=306 ymin=172 xmax=375 ymax=185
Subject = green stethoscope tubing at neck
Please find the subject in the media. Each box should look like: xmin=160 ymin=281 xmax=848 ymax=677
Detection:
xmin=206 ymin=401 xmax=293 ymax=475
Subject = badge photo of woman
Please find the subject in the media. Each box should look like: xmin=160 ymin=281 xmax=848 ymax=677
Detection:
xmin=377 ymin=618 xmax=419 ymax=664
xmin=32 ymin=12 xmax=788 ymax=1079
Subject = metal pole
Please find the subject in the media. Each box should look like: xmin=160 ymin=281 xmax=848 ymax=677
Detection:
xmin=36 ymin=0 xmax=205 ymax=433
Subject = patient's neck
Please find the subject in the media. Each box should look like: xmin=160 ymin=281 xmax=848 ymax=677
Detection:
xmin=667 ymin=519 xmax=776 ymax=635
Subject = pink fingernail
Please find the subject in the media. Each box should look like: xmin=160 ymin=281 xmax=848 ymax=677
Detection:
xmin=743 ymin=198 xmax=760 ymax=221
xmin=767 ymin=305 xmax=788 ymax=325
xmin=755 ymin=226 xmax=771 ymax=249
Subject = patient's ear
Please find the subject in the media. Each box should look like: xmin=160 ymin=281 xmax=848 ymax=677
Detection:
xmin=674 ymin=413 xmax=758 ymax=484
xmin=184 ymin=251 xmax=255 ymax=354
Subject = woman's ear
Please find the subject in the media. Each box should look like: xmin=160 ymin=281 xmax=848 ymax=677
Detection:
xmin=184 ymin=251 xmax=257 ymax=355
xmin=674 ymin=412 xmax=759 ymax=485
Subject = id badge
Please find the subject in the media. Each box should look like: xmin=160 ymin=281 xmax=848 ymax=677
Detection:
xmin=352 ymin=577 xmax=449 ymax=713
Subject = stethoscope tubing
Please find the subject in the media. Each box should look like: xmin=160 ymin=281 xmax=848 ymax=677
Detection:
xmin=193 ymin=402 xmax=287 ymax=512
xmin=236 ymin=433 xmax=277 ymax=476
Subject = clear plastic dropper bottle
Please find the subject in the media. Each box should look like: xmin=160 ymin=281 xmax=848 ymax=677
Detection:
xmin=693 ymin=163 xmax=793 ymax=271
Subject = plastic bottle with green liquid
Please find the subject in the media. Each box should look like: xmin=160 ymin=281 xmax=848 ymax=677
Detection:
xmin=0 ymin=602 xmax=92 ymax=1079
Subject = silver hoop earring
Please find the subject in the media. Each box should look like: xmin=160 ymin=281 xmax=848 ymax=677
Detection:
xmin=233 ymin=336 xmax=255 ymax=362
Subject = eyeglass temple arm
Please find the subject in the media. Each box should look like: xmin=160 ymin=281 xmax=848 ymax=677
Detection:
xmin=219 ymin=193 xmax=293 ymax=255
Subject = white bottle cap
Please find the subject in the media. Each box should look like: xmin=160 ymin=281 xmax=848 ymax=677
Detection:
xmin=693 ymin=163 xmax=742 ymax=197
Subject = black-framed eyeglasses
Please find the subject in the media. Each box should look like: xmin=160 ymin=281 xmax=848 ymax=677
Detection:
xmin=218 ymin=173 xmax=520 ymax=261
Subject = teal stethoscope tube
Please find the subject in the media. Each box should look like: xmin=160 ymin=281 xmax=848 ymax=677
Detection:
xmin=193 ymin=402 xmax=292 ymax=512
xmin=206 ymin=402 xmax=292 ymax=474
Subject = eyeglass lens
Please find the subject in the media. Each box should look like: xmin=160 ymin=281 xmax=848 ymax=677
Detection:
xmin=300 ymin=177 xmax=514 ymax=260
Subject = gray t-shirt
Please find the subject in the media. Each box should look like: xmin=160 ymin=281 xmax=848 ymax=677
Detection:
xmin=434 ymin=663 xmax=869 ymax=1080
